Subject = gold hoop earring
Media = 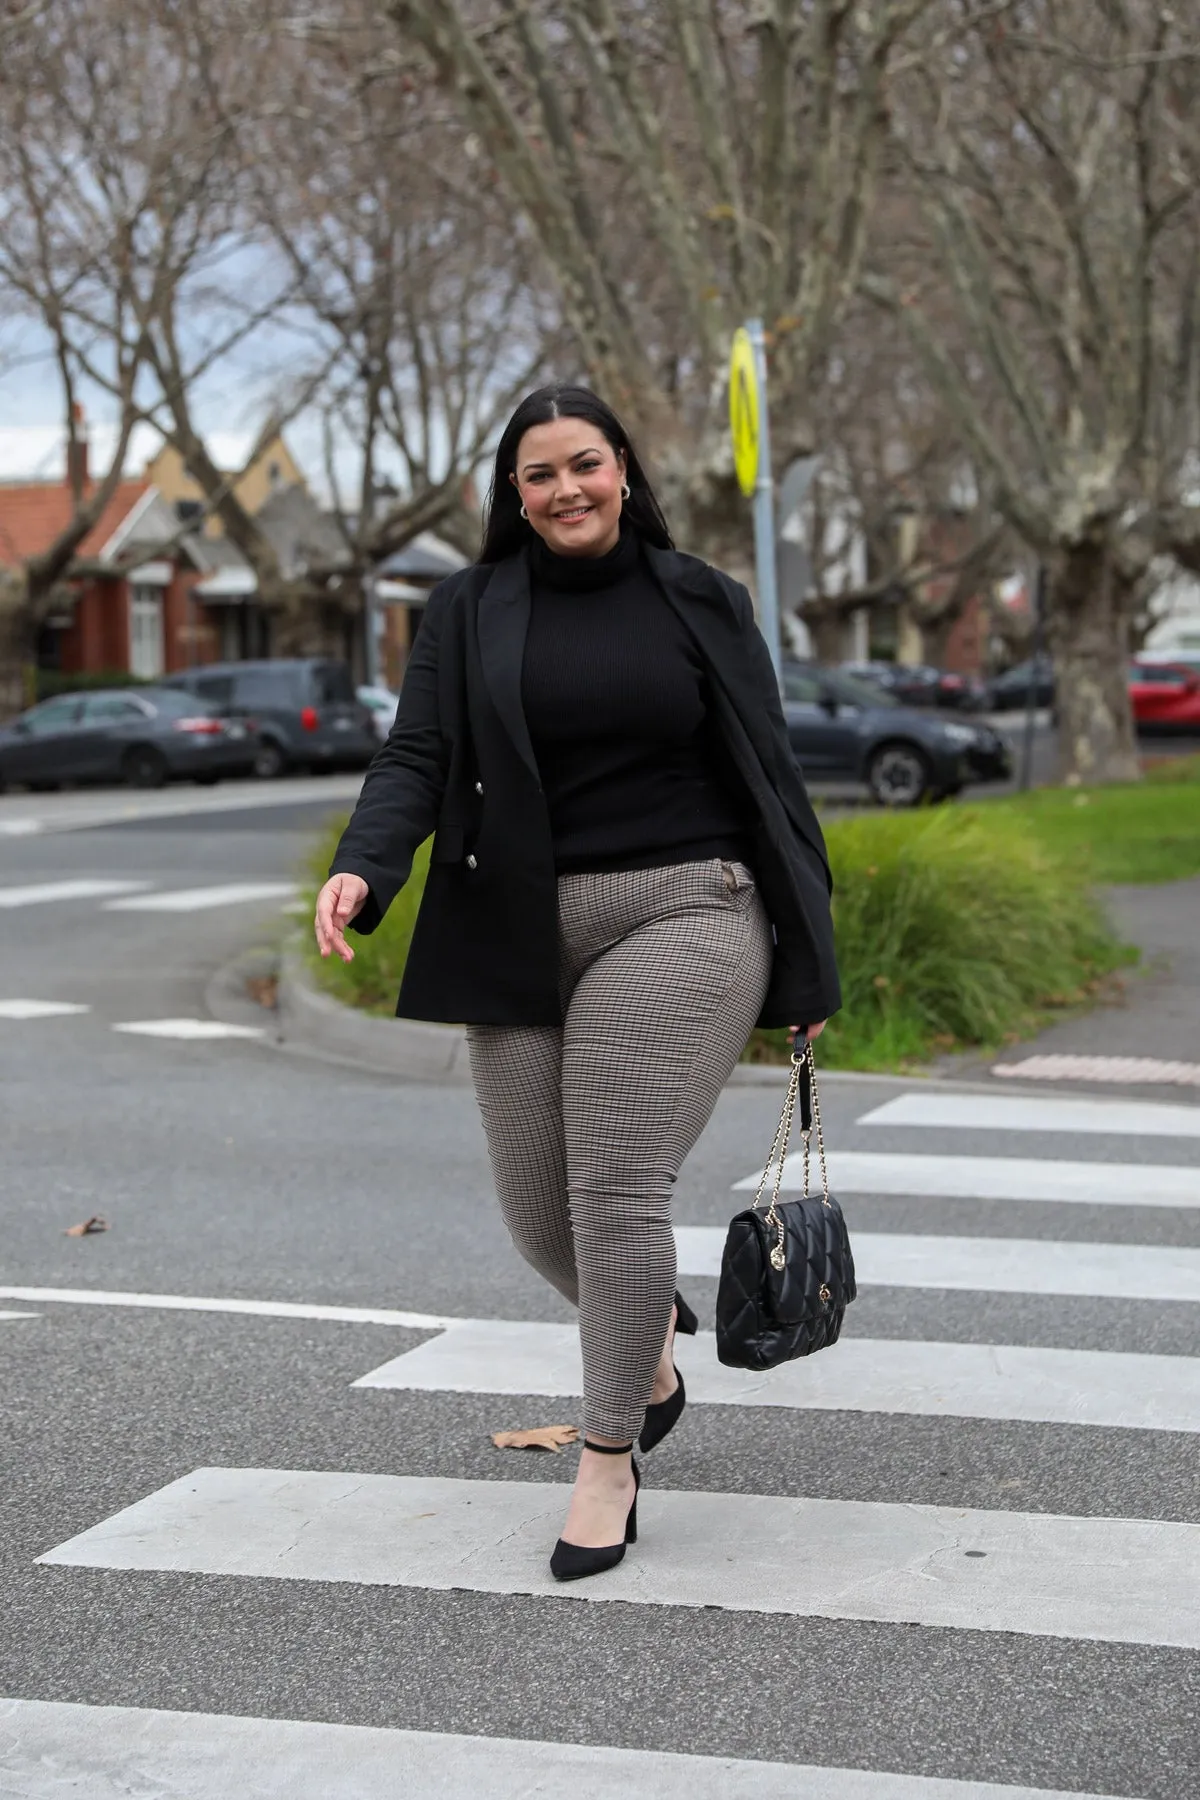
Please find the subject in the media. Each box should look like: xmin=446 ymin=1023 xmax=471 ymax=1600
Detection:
xmin=620 ymin=482 xmax=631 ymax=500
xmin=520 ymin=503 xmax=529 ymax=520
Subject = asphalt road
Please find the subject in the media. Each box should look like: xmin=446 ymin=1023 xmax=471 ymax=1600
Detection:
xmin=1 ymin=781 xmax=1198 ymax=1800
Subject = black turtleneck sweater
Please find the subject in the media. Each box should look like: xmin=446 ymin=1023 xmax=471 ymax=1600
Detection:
xmin=521 ymin=526 xmax=754 ymax=874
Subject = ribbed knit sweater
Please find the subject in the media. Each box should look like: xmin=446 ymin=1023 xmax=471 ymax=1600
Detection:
xmin=521 ymin=525 xmax=754 ymax=873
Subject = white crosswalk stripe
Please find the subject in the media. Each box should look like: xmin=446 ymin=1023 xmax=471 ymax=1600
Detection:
xmin=0 ymin=1699 xmax=1138 ymax=1800
xmin=104 ymin=881 xmax=298 ymax=912
xmin=732 ymin=1150 xmax=1200 ymax=1206
xmin=860 ymin=1091 xmax=1200 ymax=1139
xmin=353 ymin=1321 xmax=1200 ymax=1433
xmin=18 ymin=1080 xmax=1200 ymax=1795
xmin=0 ymin=878 xmax=150 ymax=907
xmin=111 ymin=1018 xmax=266 ymax=1041
xmin=676 ymin=1225 xmax=1200 ymax=1299
xmin=38 ymin=1466 xmax=1200 ymax=1648
xmin=0 ymin=999 xmax=89 ymax=1020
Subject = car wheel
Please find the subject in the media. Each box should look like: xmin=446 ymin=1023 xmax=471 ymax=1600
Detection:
xmin=867 ymin=742 xmax=932 ymax=807
xmin=253 ymin=739 xmax=288 ymax=779
xmin=121 ymin=745 xmax=169 ymax=789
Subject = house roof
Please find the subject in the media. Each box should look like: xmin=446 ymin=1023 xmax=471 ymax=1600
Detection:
xmin=0 ymin=478 xmax=153 ymax=569
xmin=376 ymin=530 xmax=466 ymax=583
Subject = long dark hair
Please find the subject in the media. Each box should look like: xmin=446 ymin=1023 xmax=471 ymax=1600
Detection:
xmin=479 ymin=383 xmax=674 ymax=564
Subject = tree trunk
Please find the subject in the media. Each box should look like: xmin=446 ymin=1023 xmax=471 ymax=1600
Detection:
xmin=0 ymin=573 xmax=36 ymax=722
xmin=800 ymin=600 xmax=850 ymax=665
xmin=1046 ymin=542 xmax=1140 ymax=785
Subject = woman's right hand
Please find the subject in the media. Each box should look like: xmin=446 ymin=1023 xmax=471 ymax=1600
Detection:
xmin=315 ymin=873 xmax=370 ymax=963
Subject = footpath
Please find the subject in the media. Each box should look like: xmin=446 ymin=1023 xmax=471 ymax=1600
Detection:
xmin=983 ymin=874 xmax=1200 ymax=1098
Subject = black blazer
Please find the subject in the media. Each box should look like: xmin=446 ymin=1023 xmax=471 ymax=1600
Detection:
xmin=331 ymin=543 xmax=841 ymax=1029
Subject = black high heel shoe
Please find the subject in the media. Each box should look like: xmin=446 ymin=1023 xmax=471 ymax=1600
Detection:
xmin=638 ymin=1289 xmax=698 ymax=1455
xmin=549 ymin=1440 xmax=641 ymax=1582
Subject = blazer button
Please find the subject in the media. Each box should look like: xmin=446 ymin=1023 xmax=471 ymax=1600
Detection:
xmin=466 ymin=854 xmax=478 ymax=869
xmin=474 ymin=780 xmax=483 ymax=795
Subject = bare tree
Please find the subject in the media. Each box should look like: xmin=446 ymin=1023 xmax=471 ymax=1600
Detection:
xmin=0 ymin=0 xmax=552 ymax=698
xmin=0 ymin=1 xmax=151 ymax=714
xmin=787 ymin=307 xmax=1010 ymax=665
xmin=244 ymin=2 xmax=560 ymax=601
xmin=867 ymin=1 xmax=1200 ymax=781
xmin=385 ymin=0 xmax=939 ymax=575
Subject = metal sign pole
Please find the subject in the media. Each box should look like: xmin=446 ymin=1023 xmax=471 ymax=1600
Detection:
xmin=746 ymin=318 xmax=781 ymax=684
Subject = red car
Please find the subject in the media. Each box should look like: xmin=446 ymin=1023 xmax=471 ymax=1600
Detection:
xmin=1128 ymin=659 xmax=1200 ymax=731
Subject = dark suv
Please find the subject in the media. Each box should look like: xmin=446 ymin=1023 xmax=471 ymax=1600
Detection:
xmin=163 ymin=659 xmax=377 ymax=777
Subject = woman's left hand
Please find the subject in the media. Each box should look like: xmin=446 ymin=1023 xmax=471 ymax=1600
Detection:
xmin=790 ymin=1021 xmax=826 ymax=1042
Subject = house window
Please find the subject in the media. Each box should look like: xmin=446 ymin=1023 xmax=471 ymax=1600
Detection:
xmin=129 ymin=583 xmax=164 ymax=678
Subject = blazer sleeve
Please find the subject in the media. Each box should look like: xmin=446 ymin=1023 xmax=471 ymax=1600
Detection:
xmin=727 ymin=579 xmax=834 ymax=894
xmin=328 ymin=576 xmax=458 ymax=934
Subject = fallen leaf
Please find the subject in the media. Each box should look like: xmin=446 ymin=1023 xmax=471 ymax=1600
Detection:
xmin=64 ymin=1216 xmax=108 ymax=1237
xmin=491 ymin=1425 xmax=579 ymax=1454
xmin=245 ymin=974 xmax=278 ymax=1009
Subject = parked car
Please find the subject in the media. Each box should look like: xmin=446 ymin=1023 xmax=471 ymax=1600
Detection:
xmin=1128 ymin=659 xmax=1200 ymax=732
xmin=162 ymin=659 xmax=377 ymax=777
xmin=840 ymin=661 xmax=939 ymax=707
xmin=783 ymin=663 xmax=1012 ymax=806
xmin=356 ymin=683 xmax=400 ymax=744
xmin=840 ymin=661 xmax=987 ymax=713
xmin=986 ymin=654 xmax=1055 ymax=711
xmin=0 ymin=687 xmax=257 ymax=792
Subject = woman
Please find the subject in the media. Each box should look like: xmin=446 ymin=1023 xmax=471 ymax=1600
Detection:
xmin=314 ymin=384 xmax=840 ymax=1582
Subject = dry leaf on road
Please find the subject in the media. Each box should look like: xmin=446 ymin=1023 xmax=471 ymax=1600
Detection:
xmin=491 ymin=1425 xmax=579 ymax=1453
xmin=63 ymin=1216 xmax=108 ymax=1237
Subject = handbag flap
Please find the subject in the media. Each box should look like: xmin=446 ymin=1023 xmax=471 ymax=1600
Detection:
xmin=747 ymin=1195 xmax=854 ymax=1325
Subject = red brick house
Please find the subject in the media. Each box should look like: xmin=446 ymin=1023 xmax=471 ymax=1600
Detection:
xmin=0 ymin=467 xmax=221 ymax=679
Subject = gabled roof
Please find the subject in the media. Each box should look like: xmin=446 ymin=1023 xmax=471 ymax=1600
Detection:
xmin=0 ymin=478 xmax=153 ymax=569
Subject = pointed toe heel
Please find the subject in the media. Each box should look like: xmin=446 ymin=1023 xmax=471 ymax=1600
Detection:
xmin=549 ymin=1442 xmax=641 ymax=1582
xmin=550 ymin=1537 xmax=627 ymax=1581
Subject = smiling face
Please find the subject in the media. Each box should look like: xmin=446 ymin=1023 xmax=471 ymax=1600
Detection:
xmin=510 ymin=416 xmax=627 ymax=558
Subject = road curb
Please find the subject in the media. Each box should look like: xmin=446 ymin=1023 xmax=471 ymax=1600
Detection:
xmin=269 ymin=942 xmax=802 ymax=1087
xmin=277 ymin=943 xmax=474 ymax=1083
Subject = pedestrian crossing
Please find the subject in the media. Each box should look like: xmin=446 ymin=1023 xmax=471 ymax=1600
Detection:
xmin=14 ymin=1078 xmax=1200 ymax=1797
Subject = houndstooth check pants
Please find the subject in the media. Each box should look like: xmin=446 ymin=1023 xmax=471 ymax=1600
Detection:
xmin=466 ymin=856 xmax=774 ymax=1442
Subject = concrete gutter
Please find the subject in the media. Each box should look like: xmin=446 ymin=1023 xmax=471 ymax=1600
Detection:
xmin=276 ymin=943 xmax=474 ymax=1082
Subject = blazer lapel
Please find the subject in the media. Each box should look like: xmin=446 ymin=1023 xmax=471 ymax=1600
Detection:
xmin=476 ymin=552 xmax=541 ymax=787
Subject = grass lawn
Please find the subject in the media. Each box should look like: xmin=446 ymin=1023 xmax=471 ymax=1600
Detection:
xmin=299 ymin=757 xmax=1199 ymax=1072
xmin=974 ymin=752 xmax=1200 ymax=886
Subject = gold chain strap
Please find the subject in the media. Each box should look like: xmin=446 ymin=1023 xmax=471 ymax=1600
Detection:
xmin=751 ymin=1036 xmax=831 ymax=1272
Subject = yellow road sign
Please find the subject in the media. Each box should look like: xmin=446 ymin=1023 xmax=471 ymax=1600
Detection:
xmin=729 ymin=327 xmax=760 ymax=497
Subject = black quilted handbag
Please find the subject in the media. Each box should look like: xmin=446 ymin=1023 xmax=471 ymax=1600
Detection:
xmin=715 ymin=1036 xmax=856 ymax=1370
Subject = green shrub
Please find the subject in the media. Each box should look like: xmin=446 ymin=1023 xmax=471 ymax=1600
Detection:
xmin=302 ymin=824 xmax=432 ymax=1014
xmin=300 ymin=798 xmax=1140 ymax=1069
xmin=768 ymin=806 xmax=1130 ymax=1070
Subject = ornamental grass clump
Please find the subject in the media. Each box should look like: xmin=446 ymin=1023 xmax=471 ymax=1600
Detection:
xmin=302 ymin=828 xmax=432 ymax=1015
xmin=300 ymin=799 xmax=1134 ymax=1068
xmin=801 ymin=806 xmax=1129 ymax=1070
